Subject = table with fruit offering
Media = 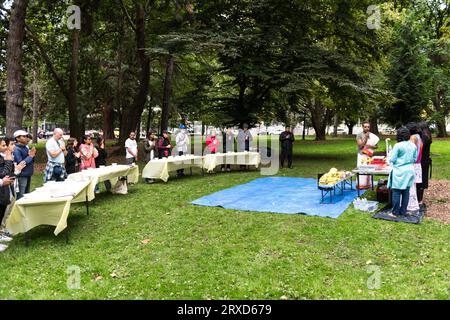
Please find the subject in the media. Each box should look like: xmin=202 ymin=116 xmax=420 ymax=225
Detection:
xmin=318 ymin=168 xmax=356 ymax=203
xmin=353 ymin=156 xmax=392 ymax=196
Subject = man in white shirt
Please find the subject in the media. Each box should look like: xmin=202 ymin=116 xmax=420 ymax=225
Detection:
xmin=175 ymin=124 xmax=190 ymax=177
xmin=356 ymin=121 xmax=379 ymax=189
xmin=44 ymin=128 xmax=68 ymax=182
xmin=125 ymin=132 xmax=138 ymax=165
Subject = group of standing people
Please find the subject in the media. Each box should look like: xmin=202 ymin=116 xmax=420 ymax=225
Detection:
xmin=387 ymin=122 xmax=432 ymax=217
xmin=0 ymin=130 xmax=36 ymax=250
xmin=356 ymin=121 xmax=432 ymax=217
xmin=44 ymin=129 xmax=111 ymax=192
xmin=357 ymin=121 xmax=432 ymax=216
xmin=140 ymin=124 xmax=256 ymax=179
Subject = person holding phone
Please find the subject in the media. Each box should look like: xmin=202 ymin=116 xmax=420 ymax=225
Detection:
xmin=13 ymin=130 xmax=36 ymax=200
xmin=0 ymin=137 xmax=25 ymax=247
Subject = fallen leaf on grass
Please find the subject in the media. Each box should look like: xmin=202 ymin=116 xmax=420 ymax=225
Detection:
xmin=141 ymin=239 xmax=151 ymax=245
xmin=94 ymin=275 xmax=103 ymax=281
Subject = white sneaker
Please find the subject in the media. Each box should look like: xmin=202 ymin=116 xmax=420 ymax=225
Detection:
xmin=0 ymin=243 xmax=8 ymax=252
xmin=0 ymin=233 xmax=13 ymax=242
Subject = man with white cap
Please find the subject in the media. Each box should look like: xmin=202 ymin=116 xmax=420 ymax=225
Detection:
xmin=13 ymin=130 xmax=36 ymax=199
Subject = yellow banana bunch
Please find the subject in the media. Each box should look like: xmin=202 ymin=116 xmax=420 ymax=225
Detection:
xmin=319 ymin=168 xmax=346 ymax=185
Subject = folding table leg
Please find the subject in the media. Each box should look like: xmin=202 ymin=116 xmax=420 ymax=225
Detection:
xmin=24 ymin=232 xmax=30 ymax=247
xmin=65 ymin=228 xmax=70 ymax=244
xmin=357 ymin=174 xmax=360 ymax=197
xmin=86 ymin=193 xmax=89 ymax=216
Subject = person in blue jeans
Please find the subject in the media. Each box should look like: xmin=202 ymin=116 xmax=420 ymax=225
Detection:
xmin=387 ymin=127 xmax=418 ymax=217
xmin=13 ymin=130 xmax=36 ymax=200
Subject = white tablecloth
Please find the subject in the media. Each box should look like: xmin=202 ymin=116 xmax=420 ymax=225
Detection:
xmin=6 ymin=179 xmax=92 ymax=236
xmin=67 ymin=164 xmax=140 ymax=200
xmin=7 ymin=165 xmax=140 ymax=237
xmin=142 ymin=155 xmax=204 ymax=182
xmin=203 ymin=152 xmax=261 ymax=172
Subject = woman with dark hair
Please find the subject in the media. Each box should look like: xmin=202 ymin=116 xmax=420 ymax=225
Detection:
xmin=416 ymin=122 xmax=432 ymax=205
xmin=405 ymin=122 xmax=423 ymax=212
xmin=79 ymin=135 xmax=98 ymax=170
xmin=94 ymin=136 xmax=111 ymax=193
xmin=143 ymin=131 xmax=157 ymax=184
xmin=0 ymin=137 xmax=26 ymax=247
xmin=158 ymin=131 xmax=172 ymax=159
xmin=65 ymin=137 xmax=81 ymax=174
xmin=387 ymin=127 xmax=418 ymax=217
xmin=0 ymin=137 xmax=17 ymax=247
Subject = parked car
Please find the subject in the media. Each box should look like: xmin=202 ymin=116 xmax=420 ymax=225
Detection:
xmin=268 ymin=128 xmax=284 ymax=135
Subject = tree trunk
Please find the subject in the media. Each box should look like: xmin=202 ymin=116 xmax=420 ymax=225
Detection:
xmin=5 ymin=0 xmax=29 ymax=136
xmin=115 ymin=22 xmax=124 ymax=143
xmin=119 ymin=3 xmax=150 ymax=145
xmin=160 ymin=55 xmax=174 ymax=133
xmin=102 ymin=97 xmax=115 ymax=139
xmin=332 ymin=114 xmax=338 ymax=137
xmin=68 ymin=29 xmax=81 ymax=139
xmin=302 ymin=112 xmax=307 ymax=140
xmin=436 ymin=117 xmax=448 ymax=138
xmin=432 ymin=91 xmax=448 ymax=138
xmin=309 ymin=98 xmax=331 ymax=141
xmin=146 ymin=97 xmax=153 ymax=134
xmin=370 ymin=115 xmax=379 ymax=135
xmin=32 ymin=69 xmax=39 ymax=143
xmin=346 ymin=123 xmax=355 ymax=135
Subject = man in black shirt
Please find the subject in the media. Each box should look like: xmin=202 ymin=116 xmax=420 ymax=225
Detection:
xmin=280 ymin=126 xmax=295 ymax=169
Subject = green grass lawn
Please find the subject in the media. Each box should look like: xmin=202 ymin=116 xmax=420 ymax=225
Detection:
xmin=0 ymin=138 xmax=449 ymax=299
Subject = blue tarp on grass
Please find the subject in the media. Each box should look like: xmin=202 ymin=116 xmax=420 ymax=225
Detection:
xmin=192 ymin=177 xmax=364 ymax=219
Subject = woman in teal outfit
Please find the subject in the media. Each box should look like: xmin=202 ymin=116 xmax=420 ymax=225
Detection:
xmin=388 ymin=127 xmax=418 ymax=217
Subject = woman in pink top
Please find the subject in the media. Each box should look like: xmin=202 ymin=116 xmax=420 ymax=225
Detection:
xmin=79 ymin=135 xmax=99 ymax=170
xmin=206 ymin=131 xmax=220 ymax=154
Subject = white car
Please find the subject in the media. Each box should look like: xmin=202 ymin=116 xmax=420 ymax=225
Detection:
xmin=268 ymin=128 xmax=284 ymax=135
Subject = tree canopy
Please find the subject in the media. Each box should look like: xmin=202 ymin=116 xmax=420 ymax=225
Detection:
xmin=1 ymin=0 xmax=449 ymax=140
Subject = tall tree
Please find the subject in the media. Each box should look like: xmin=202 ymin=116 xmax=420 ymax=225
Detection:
xmin=119 ymin=0 xmax=152 ymax=145
xmin=160 ymin=54 xmax=174 ymax=132
xmin=5 ymin=0 xmax=28 ymax=136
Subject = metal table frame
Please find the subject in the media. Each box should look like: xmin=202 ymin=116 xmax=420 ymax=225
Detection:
xmin=318 ymin=174 xmax=355 ymax=204
xmin=353 ymin=169 xmax=391 ymax=197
